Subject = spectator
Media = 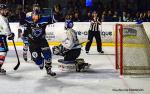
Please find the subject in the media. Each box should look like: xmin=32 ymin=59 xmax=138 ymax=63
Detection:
xmin=126 ymin=13 xmax=132 ymax=22
xmin=147 ymin=11 xmax=150 ymax=22
xmin=101 ymin=11 xmax=106 ymax=22
xmin=122 ymin=11 xmax=128 ymax=22
xmin=73 ymin=11 xmax=81 ymax=22
xmin=133 ymin=12 xmax=140 ymax=22
xmin=83 ymin=10 xmax=92 ymax=22
xmin=105 ymin=10 xmax=113 ymax=22
xmin=112 ymin=11 xmax=119 ymax=22
xmin=138 ymin=12 xmax=144 ymax=21
xmin=143 ymin=11 xmax=148 ymax=22
xmin=52 ymin=4 xmax=63 ymax=22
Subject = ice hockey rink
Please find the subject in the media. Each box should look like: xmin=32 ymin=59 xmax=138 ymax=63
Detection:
xmin=0 ymin=46 xmax=150 ymax=94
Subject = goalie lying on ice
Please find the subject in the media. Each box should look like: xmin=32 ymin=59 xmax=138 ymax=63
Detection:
xmin=52 ymin=20 xmax=91 ymax=72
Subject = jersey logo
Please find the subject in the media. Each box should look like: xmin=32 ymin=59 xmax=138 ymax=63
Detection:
xmin=32 ymin=52 xmax=38 ymax=58
xmin=32 ymin=28 xmax=42 ymax=37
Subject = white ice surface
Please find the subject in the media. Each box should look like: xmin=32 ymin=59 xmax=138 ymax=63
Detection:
xmin=0 ymin=46 xmax=150 ymax=94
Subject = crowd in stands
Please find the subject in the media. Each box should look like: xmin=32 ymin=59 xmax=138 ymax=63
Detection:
xmin=4 ymin=0 xmax=150 ymax=22
xmin=52 ymin=4 xmax=150 ymax=22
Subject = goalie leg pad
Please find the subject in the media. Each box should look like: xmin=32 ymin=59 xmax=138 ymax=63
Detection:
xmin=58 ymin=59 xmax=75 ymax=64
xmin=58 ymin=58 xmax=91 ymax=72
xmin=58 ymin=63 xmax=76 ymax=72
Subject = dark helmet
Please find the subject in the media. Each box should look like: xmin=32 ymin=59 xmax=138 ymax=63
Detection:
xmin=32 ymin=9 xmax=41 ymax=22
xmin=0 ymin=4 xmax=7 ymax=10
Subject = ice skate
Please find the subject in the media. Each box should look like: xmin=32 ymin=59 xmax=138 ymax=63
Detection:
xmin=39 ymin=61 xmax=44 ymax=70
xmin=45 ymin=64 xmax=56 ymax=77
xmin=0 ymin=68 xmax=6 ymax=75
xmin=23 ymin=52 xmax=28 ymax=61
xmin=98 ymin=50 xmax=104 ymax=54
xmin=75 ymin=58 xmax=91 ymax=72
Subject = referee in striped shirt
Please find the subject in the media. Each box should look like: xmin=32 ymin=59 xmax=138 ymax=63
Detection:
xmin=85 ymin=11 xmax=104 ymax=53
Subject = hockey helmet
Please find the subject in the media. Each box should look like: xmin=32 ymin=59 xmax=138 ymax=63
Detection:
xmin=0 ymin=4 xmax=8 ymax=10
xmin=32 ymin=10 xmax=41 ymax=22
xmin=65 ymin=20 xmax=73 ymax=29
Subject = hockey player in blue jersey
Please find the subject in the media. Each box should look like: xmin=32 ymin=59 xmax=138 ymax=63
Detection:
xmin=19 ymin=3 xmax=41 ymax=61
xmin=22 ymin=9 xmax=56 ymax=76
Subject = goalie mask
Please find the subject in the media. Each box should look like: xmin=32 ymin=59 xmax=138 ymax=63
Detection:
xmin=65 ymin=20 xmax=73 ymax=29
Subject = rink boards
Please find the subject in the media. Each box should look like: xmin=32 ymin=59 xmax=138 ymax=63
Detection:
xmin=8 ymin=22 xmax=150 ymax=46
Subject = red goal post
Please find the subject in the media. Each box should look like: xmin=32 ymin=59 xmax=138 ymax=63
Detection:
xmin=115 ymin=23 xmax=150 ymax=75
xmin=115 ymin=24 xmax=123 ymax=75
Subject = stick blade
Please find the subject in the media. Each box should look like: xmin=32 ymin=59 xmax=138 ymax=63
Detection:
xmin=14 ymin=61 xmax=20 ymax=70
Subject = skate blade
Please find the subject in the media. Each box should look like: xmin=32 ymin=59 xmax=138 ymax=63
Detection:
xmin=27 ymin=60 xmax=34 ymax=63
xmin=46 ymin=74 xmax=57 ymax=78
xmin=0 ymin=72 xmax=6 ymax=75
xmin=80 ymin=64 xmax=91 ymax=72
xmin=84 ymin=64 xmax=91 ymax=69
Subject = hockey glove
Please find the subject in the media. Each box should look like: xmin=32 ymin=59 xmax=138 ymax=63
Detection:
xmin=8 ymin=33 xmax=15 ymax=40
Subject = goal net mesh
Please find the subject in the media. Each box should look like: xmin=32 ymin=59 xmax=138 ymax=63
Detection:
xmin=116 ymin=24 xmax=150 ymax=75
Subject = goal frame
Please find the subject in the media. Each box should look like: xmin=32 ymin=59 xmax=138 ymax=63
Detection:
xmin=115 ymin=24 xmax=123 ymax=75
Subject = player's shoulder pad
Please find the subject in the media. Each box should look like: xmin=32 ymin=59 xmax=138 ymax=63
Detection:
xmin=25 ymin=16 xmax=33 ymax=24
xmin=37 ymin=16 xmax=51 ymax=24
xmin=25 ymin=16 xmax=52 ymax=25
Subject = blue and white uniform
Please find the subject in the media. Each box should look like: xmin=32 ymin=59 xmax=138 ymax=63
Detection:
xmin=23 ymin=16 xmax=52 ymax=65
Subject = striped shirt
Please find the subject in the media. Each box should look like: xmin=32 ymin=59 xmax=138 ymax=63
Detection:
xmin=89 ymin=17 xmax=101 ymax=31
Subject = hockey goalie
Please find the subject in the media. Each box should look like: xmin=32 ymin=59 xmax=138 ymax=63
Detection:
xmin=52 ymin=19 xmax=91 ymax=72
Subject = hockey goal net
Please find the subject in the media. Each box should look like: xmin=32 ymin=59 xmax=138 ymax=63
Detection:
xmin=115 ymin=24 xmax=150 ymax=75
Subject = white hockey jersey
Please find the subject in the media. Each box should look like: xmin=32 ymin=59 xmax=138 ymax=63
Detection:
xmin=62 ymin=28 xmax=81 ymax=50
xmin=0 ymin=15 xmax=11 ymax=36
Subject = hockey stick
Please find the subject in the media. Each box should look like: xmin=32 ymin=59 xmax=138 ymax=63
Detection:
xmin=12 ymin=39 xmax=20 ymax=70
xmin=75 ymin=40 xmax=89 ymax=47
